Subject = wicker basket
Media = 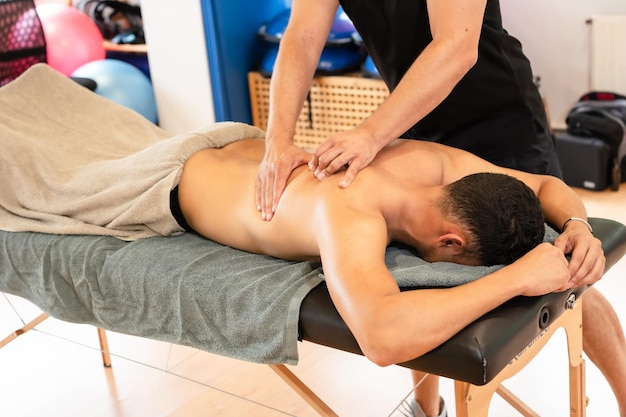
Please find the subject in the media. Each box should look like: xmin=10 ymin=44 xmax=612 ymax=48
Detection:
xmin=248 ymin=71 xmax=389 ymax=149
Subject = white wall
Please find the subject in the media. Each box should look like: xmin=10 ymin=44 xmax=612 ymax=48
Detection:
xmin=140 ymin=1 xmax=214 ymax=134
xmin=500 ymin=0 xmax=626 ymax=129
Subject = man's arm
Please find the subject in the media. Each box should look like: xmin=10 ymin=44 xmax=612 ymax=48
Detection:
xmin=315 ymin=200 xmax=571 ymax=366
xmin=510 ymin=171 xmax=605 ymax=287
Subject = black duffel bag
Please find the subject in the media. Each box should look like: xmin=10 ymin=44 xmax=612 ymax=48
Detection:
xmin=566 ymin=91 xmax=626 ymax=191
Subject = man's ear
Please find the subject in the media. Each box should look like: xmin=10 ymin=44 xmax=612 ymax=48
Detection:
xmin=437 ymin=232 xmax=466 ymax=255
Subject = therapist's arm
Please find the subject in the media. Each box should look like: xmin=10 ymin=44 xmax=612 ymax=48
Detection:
xmin=256 ymin=0 xmax=339 ymax=221
xmin=310 ymin=0 xmax=488 ymax=186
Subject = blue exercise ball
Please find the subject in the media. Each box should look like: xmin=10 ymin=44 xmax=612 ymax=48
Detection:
xmin=72 ymin=59 xmax=158 ymax=124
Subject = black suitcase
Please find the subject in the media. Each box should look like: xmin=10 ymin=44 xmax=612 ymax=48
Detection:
xmin=555 ymin=133 xmax=612 ymax=191
xmin=561 ymin=91 xmax=626 ymax=191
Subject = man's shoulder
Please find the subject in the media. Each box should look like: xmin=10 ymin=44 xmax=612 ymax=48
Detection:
xmin=382 ymin=139 xmax=451 ymax=158
xmin=372 ymin=140 xmax=448 ymax=185
xmin=315 ymin=197 xmax=389 ymax=256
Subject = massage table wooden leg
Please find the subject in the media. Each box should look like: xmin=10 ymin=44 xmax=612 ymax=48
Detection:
xmin=0 ymin=309 xmax=112 ymax=369
xmin=0 ymin=312 xmax=48 ymax=348
xmin=454 ymin=299 xmax=585 ymax=417
xmin=569 ymin=359 xmax=587 ymax=417
xmin=495 ymin=385 xmax=541 ymax=417
xmin=566 ymin=299 xmax=586 ymax=417
xmin=97 ymin=327 xmax=112 ymax=368
xmin=268 ymin=364 xmax=340 ymax=417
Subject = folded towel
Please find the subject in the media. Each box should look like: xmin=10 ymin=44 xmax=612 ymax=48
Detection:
xmin=0 ymin=64 xmax=265 ymax=240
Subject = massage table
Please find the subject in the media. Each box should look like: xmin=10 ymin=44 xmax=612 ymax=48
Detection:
xmin=1 ymin=64 xmax=626 ymax=417
xmin=2 ymin=218 xmax=626 ymax=417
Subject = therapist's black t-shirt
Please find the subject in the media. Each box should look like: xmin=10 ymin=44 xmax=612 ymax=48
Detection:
xmin=338 ymin=0 xmax=548 ymax=162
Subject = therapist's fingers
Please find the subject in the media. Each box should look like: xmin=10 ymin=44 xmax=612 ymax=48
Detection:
xmin=255 ymin=161 xmax=278 ymax=221
xmin=257 ymin=163 xmax=286 ymax=221
xmin=256 ymin=146 xmax=310 ymax=221
xmin=310 ymin=132 xmax=380 ymax=183
xmin=314 ymin=151 xmax=354 ymax=180
xmin=337 ymin=157 xmax=371 ymax=188
xmin=310 ymin=141 xmax=344 ymax=175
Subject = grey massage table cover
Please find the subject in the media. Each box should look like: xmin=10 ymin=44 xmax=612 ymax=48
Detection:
xmin=2 ymin=230 xmax=547 ymax=364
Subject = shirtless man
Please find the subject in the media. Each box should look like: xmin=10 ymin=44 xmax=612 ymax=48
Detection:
xmin=176 ymin=138 xmax=615 ymax=416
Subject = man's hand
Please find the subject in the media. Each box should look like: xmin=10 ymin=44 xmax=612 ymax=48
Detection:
xmin=510 ymin=243 xmax=572 ymax=297
xmin=309 ymin=127 xmax=385 ymax=188
xmin=554 ymin=222 xmax=606 ymax=287
xmin=256 ymin=142 xmax=310 ymax=221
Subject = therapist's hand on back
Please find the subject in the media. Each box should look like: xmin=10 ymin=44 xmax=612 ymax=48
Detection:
xmin=256 ymin=140 xmax=310 ymax=221
xmin=256 ymin=125 xmax=386 ymax=221
xmin=309 ymin=126 xmax=385 ymax=187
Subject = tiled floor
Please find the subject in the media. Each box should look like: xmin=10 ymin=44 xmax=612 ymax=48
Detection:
xmin=1 ymin=185 xmax=625 ymax=417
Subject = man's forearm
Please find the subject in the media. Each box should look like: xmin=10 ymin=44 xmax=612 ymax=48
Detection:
xmin=349 ymin=243 xmax=570 ymax=367
xmin=359 ymin=36 xmax=476 ymax=149
xmin=537 ymin=176 xmax=589 ymax=231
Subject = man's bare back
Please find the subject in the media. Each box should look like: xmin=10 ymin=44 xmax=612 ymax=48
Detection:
xmin=179 ymin=139 xmax=321 ymax=260
xmin=178 ymin=138 xmax=449 ymax=261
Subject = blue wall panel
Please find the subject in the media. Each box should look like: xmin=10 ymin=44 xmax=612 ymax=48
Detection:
xmin=202 ymin=0 xmax=288 ymax=123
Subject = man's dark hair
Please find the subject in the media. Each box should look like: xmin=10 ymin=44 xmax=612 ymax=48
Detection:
xmin=441 ymin=173 xmax=545 ymax=266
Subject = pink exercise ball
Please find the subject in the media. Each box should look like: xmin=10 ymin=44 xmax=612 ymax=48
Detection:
xmin=36 ymin=4 xmax=105 ymax=76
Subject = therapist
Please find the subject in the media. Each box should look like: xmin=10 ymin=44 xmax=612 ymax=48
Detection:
xmin=254 ymin=2 xmax=626 ymax=417
xmin=255 ymin=0 xmax=562 ymax=223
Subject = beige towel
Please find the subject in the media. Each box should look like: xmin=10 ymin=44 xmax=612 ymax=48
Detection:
xmin=0 ymin=64 xmax=265 ymax=240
